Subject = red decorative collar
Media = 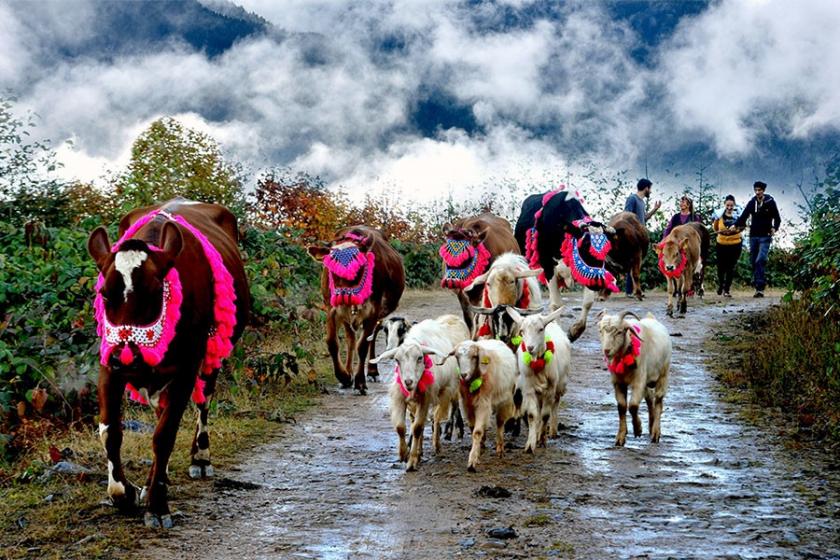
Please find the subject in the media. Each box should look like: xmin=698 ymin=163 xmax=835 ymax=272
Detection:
xmin=395 ymin=355 xmax=435 ymax=398
xmin=657 ymin=244 xmax=688 ymax=279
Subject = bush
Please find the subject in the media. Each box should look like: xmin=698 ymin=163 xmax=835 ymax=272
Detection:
xmin=391 ymin=240 xmax=440 ymax=288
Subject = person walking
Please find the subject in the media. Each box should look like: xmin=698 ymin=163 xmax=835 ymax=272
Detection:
xmin=713 ymin=194 xmax=742 ymax=297
xmin=622 ymin=178 xmax=661 ymax=296
xmin=735 ymin=181 xmax=782 ymax=298
xmin=662 ymin=194 xmax=701 ymax=239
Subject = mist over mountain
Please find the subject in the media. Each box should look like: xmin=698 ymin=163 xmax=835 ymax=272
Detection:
xmin=2 ymin=0 xmax=838 ymax=221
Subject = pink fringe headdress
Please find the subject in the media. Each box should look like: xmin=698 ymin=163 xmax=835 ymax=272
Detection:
xmin=93 ymin=209 xmax=238 ymax=405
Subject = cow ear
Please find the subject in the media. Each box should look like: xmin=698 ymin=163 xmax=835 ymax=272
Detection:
xmin=159 ymin=221 xmax=183 ymax=266
xmin=654 ymin=242 xmax=663 ymax=256
xmin=475 ymin=228 xmax=489 ymax=244
xmin=680 ymin=238 xmax=689 ymax=249
xmin=442 ymin=223 xmax=453 ymax=236
xmin=307 ymin=245 xmax=331 ymax=261
xmin=87 ymin=226 xmax=111 ymax=271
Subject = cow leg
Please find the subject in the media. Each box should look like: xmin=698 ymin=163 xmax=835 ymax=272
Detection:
xmin=456 ymin=289 xmax=474 ymax=332
xmin=326 ymin=309 xmax=352 ymax=388
xmin=633 ymin=259 xmax=644 ymax=300
xmin=344 ymin=324 xmax=356 ymax=378
xmin=144 ymin=382 xmax=190 ymax=529
xmin=666 ymin=278 xmax=675 ymax=317
xmin=98 ymin=369 xmax=139 ymax=511
xmin=614 ymin=381 xmax=628 ymax=447
xmin=366 ymin=323 xmax=381 ymax=381
xmin=679 ymin=276 xmax=688 ymax=315
xmin=353 ymin=318 xmax=376 ymax=395
xmin=189 ymin=374 xmax=217 ymax=479
xmin=569 ymin=288 xmax=596 ymax=342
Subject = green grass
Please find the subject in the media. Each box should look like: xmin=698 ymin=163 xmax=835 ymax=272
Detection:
xmin=707 ymin=300 xmax=840 ymax=446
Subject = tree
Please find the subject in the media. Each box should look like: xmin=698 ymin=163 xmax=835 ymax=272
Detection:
xmin=115 ymin=117 xmax=243 ymax=210
xmin=0 ymin=97 xmax=64 ymax=225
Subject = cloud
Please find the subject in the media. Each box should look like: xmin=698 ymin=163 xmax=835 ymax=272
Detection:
xmin=660 ymin=0 xmax=840 ymax=155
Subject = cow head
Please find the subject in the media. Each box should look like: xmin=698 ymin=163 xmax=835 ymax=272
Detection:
xmin=655 ymin=237 xmax=688 ymax=273
xmin=309 ymin=229 xmax=375 ymax=298
xmin=88 ymin=223 xmax=183 ymax=368
xmin=88 ymin=223 xmax=183 ymax=330
xmin=443 ymin=224 xmax=487 ymax=247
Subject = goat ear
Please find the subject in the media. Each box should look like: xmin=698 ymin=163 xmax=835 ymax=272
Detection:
xmin=307 ymin=244 xmax=330 ymax=262
xmin=478 ymin=348 xmax=491 ymax=374
xmin=87 ymin=226 xmax=112 ymax=271
xmin=596 ymin=309 xmax=606 ymax=320
xmin=464 ymin=272 xmax=489 ymax=291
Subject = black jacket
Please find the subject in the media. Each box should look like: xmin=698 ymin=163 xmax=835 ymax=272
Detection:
xmin=736 ymin=194 xmax=781 ymax=237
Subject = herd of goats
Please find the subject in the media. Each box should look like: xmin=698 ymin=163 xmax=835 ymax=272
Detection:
xmin=87 ymin=189 xmax=701 ymax=527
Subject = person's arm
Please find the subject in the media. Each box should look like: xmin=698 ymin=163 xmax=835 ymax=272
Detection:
xmin=735 ymin=199 xmax=754 ymax=229
xmin=624 ymin=195 xmax=635 ymax=213
xmin=644 ymin=200 xmax=661 ymax=222
xmin=770 ymin=200 xmax=781 ymax=233
xmin=713 ymin=217 xmax=723 ymax=233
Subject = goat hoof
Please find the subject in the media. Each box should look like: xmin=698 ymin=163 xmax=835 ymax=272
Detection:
xmin=144 ymin=512 xmax=174 ymax=529
xmin=467 ymin=464 xmax=477 ymax=473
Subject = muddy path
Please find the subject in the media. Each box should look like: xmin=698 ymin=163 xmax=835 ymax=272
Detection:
xmin=146 ymin=290 xmax=840 ymax=559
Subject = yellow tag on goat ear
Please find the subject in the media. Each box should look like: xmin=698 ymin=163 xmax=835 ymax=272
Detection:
xmin=481 ymin=356 xmax=490 ymax=365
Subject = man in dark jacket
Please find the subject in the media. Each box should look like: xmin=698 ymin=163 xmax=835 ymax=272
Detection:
xmin=735 ymin=181 xmax=782 ymax=297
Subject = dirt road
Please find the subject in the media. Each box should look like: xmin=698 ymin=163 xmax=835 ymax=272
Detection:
xmin=146 ymin=290 xmax=840 ymax=559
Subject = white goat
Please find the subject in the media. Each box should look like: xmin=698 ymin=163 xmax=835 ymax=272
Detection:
xmin=598 ymin=311 xmax=671 ymax=446
xmin=506 ymin=307 xmax=572 ymax=453
xmin=465 ymin=252 xmax=542 ymax=337
xmin=446 ymin=339 xmax=517 ymax=472
xmin=371 ymin=314 xmax=469 ymax=471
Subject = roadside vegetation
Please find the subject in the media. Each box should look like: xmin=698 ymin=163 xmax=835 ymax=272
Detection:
xmin=709 ymin=160 xmax=840 ymax=447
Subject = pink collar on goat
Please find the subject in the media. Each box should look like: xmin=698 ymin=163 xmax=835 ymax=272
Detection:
xmin=395 ymin=355 xmax=435 ymax=398
xmin=607 ymin=324 xmax=642 ymax=375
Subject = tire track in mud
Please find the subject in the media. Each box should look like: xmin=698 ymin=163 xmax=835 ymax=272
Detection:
xmin=146 ymin=290 xmax=840 ymax=559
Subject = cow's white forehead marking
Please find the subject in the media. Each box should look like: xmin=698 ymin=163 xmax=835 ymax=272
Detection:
xmin=114 ymin=250 xmax=147 ymax=300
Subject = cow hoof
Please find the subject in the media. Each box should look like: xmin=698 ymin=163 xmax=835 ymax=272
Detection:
xmin=189 ymin=464 xmax=214 ymax=479
xmin=144 ymin=512 xmax=174 ymax=529
xmin=111 ymin=483 xmax=141 ymax=512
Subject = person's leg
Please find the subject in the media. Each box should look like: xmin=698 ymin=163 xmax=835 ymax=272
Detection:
xmin=725 ymin=244 xmax=742 ymax=293
xmin=754 ymin=238 xmax=771 ymax=292
xmin=716 ymin=246 xmax=726 ymax=294
xmin=625 ymin=272 xmax=633 ymax=296
xmin=749 ymin=237 xmax=760 ymax=289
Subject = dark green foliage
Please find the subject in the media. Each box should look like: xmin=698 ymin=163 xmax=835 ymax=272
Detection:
xmin=391 ymin=239 xmax=440 ymax=288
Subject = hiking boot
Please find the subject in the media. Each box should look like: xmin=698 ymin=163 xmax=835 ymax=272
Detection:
xmin=717 ymin=287 xmax=723 ymax=296
xmin=724 ymin=292 xmax=732 ymax=298
xmin=753 ymin=291 xmax=764 ymax=298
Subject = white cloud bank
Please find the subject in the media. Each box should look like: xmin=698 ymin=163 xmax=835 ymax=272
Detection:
xmin=1 ymin=0 xmax=837 ymax=216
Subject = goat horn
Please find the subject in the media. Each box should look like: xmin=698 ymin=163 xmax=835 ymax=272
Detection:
xmin=434 ymin=349 xmax=456 ymax=366
xmin=464 ymin=272 xmax=489 ymax=292
xmin=369 ymin=347 xmax=397 ymax=364
xmin=469 ymin=305 xmax=495 ymax=316
xmin=511 ymin=306 xmax=543 ymax=316
xmin=618 ymin=310 xmax=641 ymax=322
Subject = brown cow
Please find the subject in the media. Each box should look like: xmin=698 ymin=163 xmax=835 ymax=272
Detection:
xmin=607 ymin=212 xmax=650 ymax=300
xmin=440 ymin=213 xmax=520 ymax=331
xmin=656 ymin=223 xmax=702 ymax=317
xmin=87 ymin=199 xmax=249 ymax=529
xmin=308 ymin=226 xmax=405 ymax=395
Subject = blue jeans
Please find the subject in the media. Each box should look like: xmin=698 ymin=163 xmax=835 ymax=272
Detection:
xmin=625 ymin=273 xmax=634 ymax=295
xmin=749 ymin=236 xmax=772 ymax=291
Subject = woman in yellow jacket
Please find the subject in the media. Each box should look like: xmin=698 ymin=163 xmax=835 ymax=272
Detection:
xmin=713 ymin=194 xmax=743 ymax=297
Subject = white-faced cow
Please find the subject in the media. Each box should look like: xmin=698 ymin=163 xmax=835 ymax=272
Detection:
xmin=514 ymin=187 xmax=619 ymax=341
xmin=440 ymin=213 xmax=520 ymax=332
xmin=656 ymin=223 xmax=703 ymax=317
xmin=606 ymin=211 xmax=650 ymax=300
xmin=308 ymin=226 xmax=405 ymax=394
xmin=87 ymin=199 xmax=249 ymax=529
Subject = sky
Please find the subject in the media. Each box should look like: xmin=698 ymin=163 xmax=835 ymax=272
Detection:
xmin=2 ymin=0 xmax=839 ymax=226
